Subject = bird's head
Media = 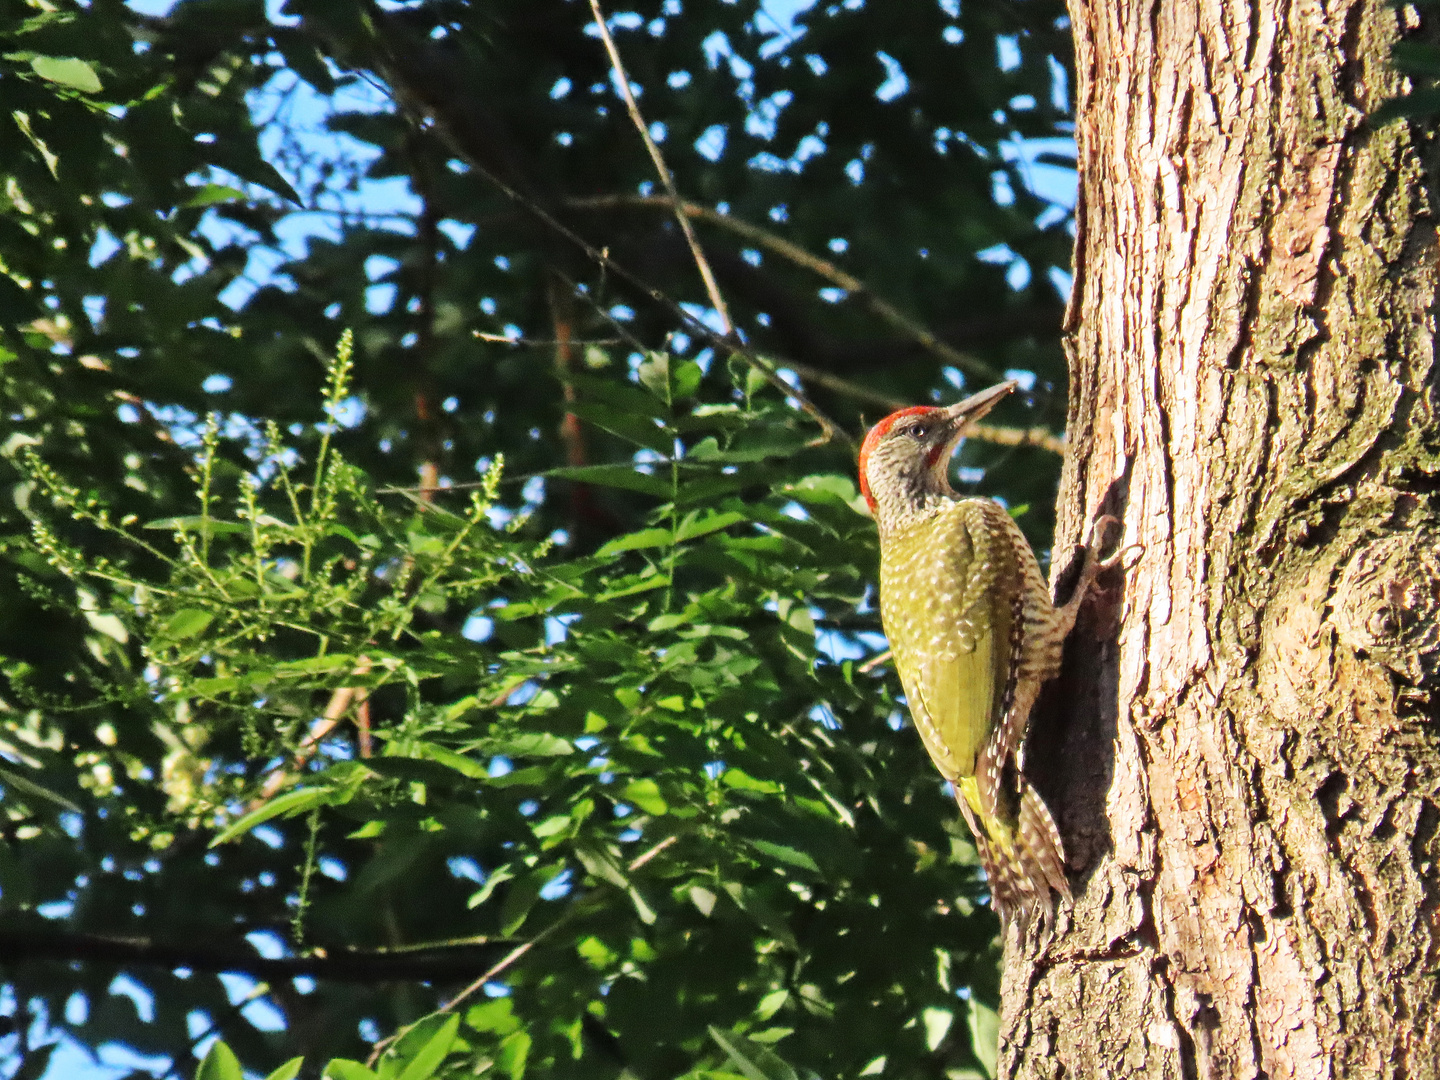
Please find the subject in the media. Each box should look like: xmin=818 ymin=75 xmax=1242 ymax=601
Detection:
xmin=858 ymin=380 xmax=1017 ymax=533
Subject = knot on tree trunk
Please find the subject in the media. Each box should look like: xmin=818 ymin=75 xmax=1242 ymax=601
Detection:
xmin=1333 ymin=533 xmax=1440 ymax=691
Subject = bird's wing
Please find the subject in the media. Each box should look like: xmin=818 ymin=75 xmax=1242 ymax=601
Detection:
xmin=883 ymin=501 xmax=1017 ymax=780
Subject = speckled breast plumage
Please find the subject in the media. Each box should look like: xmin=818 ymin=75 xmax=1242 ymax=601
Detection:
xmin=879 ymin=498 xmax=1038 ymax=782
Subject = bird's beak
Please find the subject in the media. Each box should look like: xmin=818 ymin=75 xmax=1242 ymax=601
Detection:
xmin=928 ymin=380 xmax=1018 ymax=482
xmin=943 ymin=379 xmax=1018 ymax=427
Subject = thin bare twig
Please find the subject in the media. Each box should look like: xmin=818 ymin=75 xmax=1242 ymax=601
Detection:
xmin=627 ymin=833 xmax=677 ymax=870
xmin=966 ymin=420 xmax=1064 ymax=455
xmin=588 ymin=0 xmax=734 ymax=336
xmin=568 ymin=193 xmax=1004 ymax=383
xmin=251 ymin=657 xmax=374 ymax=807
xmin=0 ymin=924 xmax=508 ymax=983
xmin=747 ymin=355 xmax=1062 ymax=453
xmin=473 ymin=331 xmax=625 ymax=347
xmin=365 ymin=915 xmax=572 ymax=1067
xmin=857 ymin=649 xmax=892 ymax=674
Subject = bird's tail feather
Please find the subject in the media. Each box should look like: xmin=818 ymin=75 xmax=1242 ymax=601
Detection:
xmin=955 ymin=777 xmax=1070 ymax=929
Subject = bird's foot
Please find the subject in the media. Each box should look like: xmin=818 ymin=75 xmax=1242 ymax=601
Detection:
xmin=1087 ymin=514 xmax=1142 ymax=574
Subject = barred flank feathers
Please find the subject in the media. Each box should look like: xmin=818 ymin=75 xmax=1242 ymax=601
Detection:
xmin=1019 ymin=781 xmax=1071 ymax=900
xmin=955 ymin=777 xmax=1070 ymax=930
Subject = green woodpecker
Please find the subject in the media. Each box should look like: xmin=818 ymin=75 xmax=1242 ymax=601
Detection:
xmin=859 ymin=381 xmax=1112 ymax=926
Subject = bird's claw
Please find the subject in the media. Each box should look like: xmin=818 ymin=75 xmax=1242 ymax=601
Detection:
xmin=1085 ymin=514 xmax=1139 ymax=573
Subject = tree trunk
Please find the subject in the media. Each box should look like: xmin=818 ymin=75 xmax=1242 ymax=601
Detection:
xmin=1003 ymin=1 xmax=1440 ymax=1076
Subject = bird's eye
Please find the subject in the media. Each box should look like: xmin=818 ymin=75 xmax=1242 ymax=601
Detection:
xmin=906 ymin=424 xmax=928 ymax=439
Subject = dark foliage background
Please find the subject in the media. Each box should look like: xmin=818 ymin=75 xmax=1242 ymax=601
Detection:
xmin=0 ymin=1 xmax=1077 ymax=1076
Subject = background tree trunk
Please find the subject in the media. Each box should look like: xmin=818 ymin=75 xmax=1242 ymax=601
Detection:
xmin=1004 ymin=0 xmax=1440 ymax=1075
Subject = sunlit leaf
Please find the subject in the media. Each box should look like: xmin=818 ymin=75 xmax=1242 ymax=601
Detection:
xmin=161 ymin=608 xmax=214 ymax=640
xmin=395 ymin=1015 xmax=459 ymax=1080
xmin=195 ymin=1042 xmax=244 ymax=1080
xmin=209 ymin=787 xmax=336 ymax=847
xmin=968 ymin=1000 xmax=1000 ymax=1079
xmin=262 ymin=1059 xmax=304 ymax=1080
xmin=30 ymin=54 xmax=101 ymax=93
xmin=708 ymin=1027 xmax=799 ymax=1080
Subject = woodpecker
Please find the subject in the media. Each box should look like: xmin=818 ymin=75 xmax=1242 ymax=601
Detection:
xmin=859 ymin=380 xmax=1113 ymax=927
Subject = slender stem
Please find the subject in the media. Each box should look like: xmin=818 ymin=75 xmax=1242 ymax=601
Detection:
xmin=364 ymin=914 xmax=574 ymax=1067
xmin=292 ymin=808 xmax=321 ymax=949
xmin=587 ymin=0 xmax=734 ymax=336
xmin=857 ymin=649 xmax=892 ymax=674
xmin=628 ymin=833 xmax=677 ymax=870
xmin=198 ymin=413 xmax=218 ymax=565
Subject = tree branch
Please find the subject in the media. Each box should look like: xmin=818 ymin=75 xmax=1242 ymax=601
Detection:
xmin=587 ymin=1 xmax=734 ymax=335
xmin=568 ymin=194 xmax=1004 ymax=383
xmin=775 ymin=355 xmax=1064 ymax=453
xmin=0 ymin=924 xmax=510 ymax=984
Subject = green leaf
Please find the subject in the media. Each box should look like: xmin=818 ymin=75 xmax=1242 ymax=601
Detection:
xmin=262 ymin=1059 xmax=305 ymax=1080
xmin=396 ymin=1014 xmax=460 ymax=1080
xmin=30 ymin=55 xmax=102 ymax=93
xmin=497 ymin=1029 xmax=531 ymax=1080
xmin=481 ymin=765 xmax=549 ymax=789
xmin=207 ymin=140 xmax=304 ymax=205
xmin=687 ymin=435 xmax=723 ymax=460
xmin=546 ymin=464 xmax=675 ymax=497
xmin=162 ymin=609 xmax=214 ymax=640
xmin=465 ymin=998 xmax=520 ymax=1035
xmin=498 ymin=869 xmax=544 ymax=934
xmin=195 ymin=1041 xmax=243 ymax=1080
xmin=707 ymin=1027 xmax=798 ymax=1080
xmin=594 ymin=527 xmax=674 ymax=557
xmin=143 ymin=516 xmax=248 ymax=535
xmin=1372 ymin=87 xmax=1440 ymax=123
xmin=726 ymin=885 xmax=798 ymax=951
xmin=564 ymin=401 xmax=672 ymax=453
xmin=183 ymin=184 xmax=247 ymax=207
xmin=483 ymin=732 xmax=573 ymax=757
xmin=531 ymin=814 xmax=570 ymax=838
xmin=466 ymin=864 xmax=514 ymax=909
xmin=755 ymin=989 xmax=789 ymax=1021
xmin=705 ymin=426 xmax=812 ymax=463
xmin=566 ymin=373 xmax=669 ymax=416
xmin=573 ymin=843 xmax=630 ymax=889
xmin=619 ymin=778 xmax=668 ymax=815
xmin=210 ymin=787 xmax=334 ymax=847
xmin=323 ymin=1062 xmax=379 ymax=1080
xmin=675 ymin=509 xmax=746 ymax=542
xmin=0 ymin=765 xmax=80 ymax=813
xmin=1394 ymin=41 xmax=1440 ymax=78
xmin=591 ymin=573 xmax=670 ymax=603
xmin=722 ymin=768 xmax=782 ymax=794
xmin=629 ymin=884 xmax=657 ymax=924
xmin=747 ymin=839 xmax=821 ymax=875
xmin=922 ymin=1006 xmax=954 ymax=1051
xmin=415 ymin=743 xmax=488 ymax=780
xmin=671 ymin=359 xmax=704 ymax=398
xmin=968 ymin=1000 xmax=999 ymax=1079
xmin=785 ymin=474 xmax=860 ymax=506
xmin=637 ymin=353 xmax=672 ymax=398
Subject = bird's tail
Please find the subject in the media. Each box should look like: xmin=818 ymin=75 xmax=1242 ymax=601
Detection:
xmin=955 ymin=776 xmax=1071 ymax=929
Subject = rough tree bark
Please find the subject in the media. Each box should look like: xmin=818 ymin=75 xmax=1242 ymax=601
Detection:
xmin=1003 ymin=1 xmax=1440 ymax=1076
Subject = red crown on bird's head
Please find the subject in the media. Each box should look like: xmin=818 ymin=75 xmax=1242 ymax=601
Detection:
xmin=857 ymin=405 xmax=945 ymax=512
